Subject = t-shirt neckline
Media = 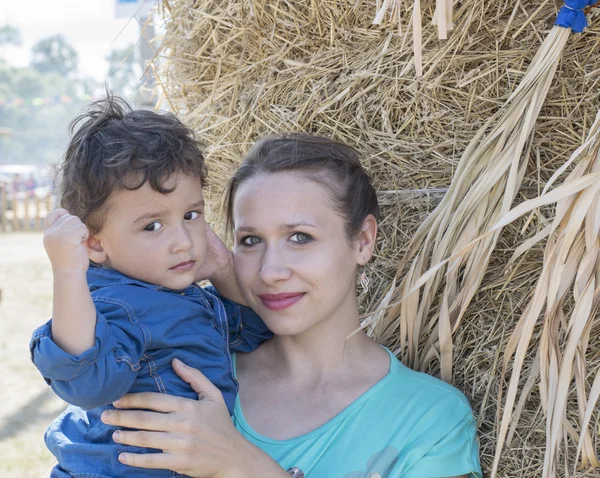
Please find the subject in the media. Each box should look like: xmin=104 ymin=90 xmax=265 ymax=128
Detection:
xmin=232 ymin=346 xmax=398 ymax=445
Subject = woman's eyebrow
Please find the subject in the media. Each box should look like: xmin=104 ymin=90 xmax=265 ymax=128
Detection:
xmin=235 ymin=222 xmax=318 ymax=234
xmin=283 ymin=222 xmax=317 ymax=229
xmin=235 ymin=226 xmax=256 ymax=233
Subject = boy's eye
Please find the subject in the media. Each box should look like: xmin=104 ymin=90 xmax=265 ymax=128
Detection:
xmin=184 ymin=210 xmax=202 ymax=220
xmin=144 ymin=221 xmax=163 ymax=232
xmin=241 ymin=235 xmax=262 ymax=246
xmin=290 ymin=232 xmax=312 ymax=244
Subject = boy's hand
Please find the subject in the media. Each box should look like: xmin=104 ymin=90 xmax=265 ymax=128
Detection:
xmin=44 ymin=209 xmax=91 ymax=272
xmin=196 ymin=224 xmax=247 ymax=305
xmin=195 ymin=223 xmax=234 ymax=283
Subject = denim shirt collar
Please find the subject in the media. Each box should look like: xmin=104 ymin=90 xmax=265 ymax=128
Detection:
xmin=87 ymin=266 xmax=198 ymax=294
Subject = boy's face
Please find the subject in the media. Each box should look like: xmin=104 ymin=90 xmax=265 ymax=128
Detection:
xmin=92 ymin=173 xmax=207 ymax=290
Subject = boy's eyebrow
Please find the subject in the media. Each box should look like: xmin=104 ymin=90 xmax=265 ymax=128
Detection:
xmin=133 ymin=210 xmax=168 ymax=224
xmin=133 ymin=199 xmax=205 ymax=224
xmin=188 ymin=199 xmax=205 ymax=209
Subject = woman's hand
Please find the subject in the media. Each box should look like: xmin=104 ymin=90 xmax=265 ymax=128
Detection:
xmin=101 ymin=359 xmax=287 ymax=478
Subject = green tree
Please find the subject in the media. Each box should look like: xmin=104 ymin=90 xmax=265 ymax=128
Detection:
xmin=0 ymin=25 xmax=22 ymax=46
xmin=30 ymin=34 xmax=78 ymax=77
xmin=0 ymin=57 xmax=87 ymax=166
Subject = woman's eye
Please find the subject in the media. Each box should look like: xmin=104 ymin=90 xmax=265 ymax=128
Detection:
xmin=241 ymin=235 xmax=262 ymax=246
xmin=290 ymin=232 xmax=312 ymax=244
xmin=144 ymin=221 xmax=163 ymax=232
xmin=184 ymin=210 xmax=201 ymax=220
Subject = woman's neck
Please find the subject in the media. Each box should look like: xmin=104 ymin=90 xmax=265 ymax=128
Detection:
xmin=236 ymin=317 xmax=391 ymax=440
xmin=258 ymin=318 xmax=382 ymax=384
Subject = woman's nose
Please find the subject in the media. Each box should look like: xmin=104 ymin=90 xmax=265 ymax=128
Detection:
xmin=258 ymin=246 xmax=291 ymax=284
xmin=172 ymin=224 xmax=193 ymax=253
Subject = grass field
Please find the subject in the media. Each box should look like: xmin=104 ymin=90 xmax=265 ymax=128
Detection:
xmin=0 ymin=232 xmax=66 ymax=477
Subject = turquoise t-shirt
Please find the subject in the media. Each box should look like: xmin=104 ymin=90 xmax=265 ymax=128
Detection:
xmin=232 ymin=348 xmax=482 ymax=478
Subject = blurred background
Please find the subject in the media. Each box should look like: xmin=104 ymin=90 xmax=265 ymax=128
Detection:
xmin=0 ymin=1 xmax=160 ymax=475
xmin=0 ymin=0 xmax=158 ymax=180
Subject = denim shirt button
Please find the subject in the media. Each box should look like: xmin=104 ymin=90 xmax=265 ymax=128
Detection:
xmin=180 ymin=292 xmax=185 ymax=296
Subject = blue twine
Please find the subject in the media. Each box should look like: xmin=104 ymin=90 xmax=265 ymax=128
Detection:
xmin=555 ymin=0 xmax=598 ymax=33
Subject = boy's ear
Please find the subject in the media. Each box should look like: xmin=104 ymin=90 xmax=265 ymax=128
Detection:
xmin=85 ymin=234 xmax=107 ymax=264
xmin=356 ymin=214 xmax=377 ymax=266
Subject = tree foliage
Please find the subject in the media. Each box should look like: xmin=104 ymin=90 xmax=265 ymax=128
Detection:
xmin=0 ymin=27 xmax=140 ymax=167
xmin=0 ymin=29 xmax=91 ymax=166
xmin=0 ymin=25 xmax=22 ymax=46
xmin=30 ymin=34 xmax=78 ymax=77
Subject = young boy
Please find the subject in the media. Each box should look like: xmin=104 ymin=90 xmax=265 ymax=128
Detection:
xmin=30 ymin=96 xmax=271 ymax=477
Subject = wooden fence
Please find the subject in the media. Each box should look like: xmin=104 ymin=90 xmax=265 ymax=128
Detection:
xmin=0 ymin=184 xmax=54 ymax=232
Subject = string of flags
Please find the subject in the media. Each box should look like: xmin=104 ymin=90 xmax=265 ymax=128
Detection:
xmin=0 ymin=94 xmax=104 ymax=107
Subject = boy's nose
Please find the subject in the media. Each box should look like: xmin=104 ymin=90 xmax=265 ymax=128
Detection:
xmin=172 ymin=225 xmax=193 ymax=253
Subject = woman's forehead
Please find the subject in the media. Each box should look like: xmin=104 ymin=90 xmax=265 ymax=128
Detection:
xmin=232 ymin=172 xmax=339 ymax=227
xmin=235 ymin=172 xmax=329 ymax=202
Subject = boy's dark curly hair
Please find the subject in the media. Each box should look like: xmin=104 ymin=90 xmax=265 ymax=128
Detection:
xmin=57 ymin=94 xmax=207 ymax=233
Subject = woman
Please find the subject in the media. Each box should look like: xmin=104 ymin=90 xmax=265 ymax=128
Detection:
xmin=101 ymin=134 xmax=482 ymax=478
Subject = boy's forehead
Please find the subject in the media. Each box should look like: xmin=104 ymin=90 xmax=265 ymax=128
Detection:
xmin=122 ymin=171 xmax=202 ymax=189
xmin=121 ymin=171 xmax=204 ymax=189
xmin=108 ymin=174 xmax=204 ymax=214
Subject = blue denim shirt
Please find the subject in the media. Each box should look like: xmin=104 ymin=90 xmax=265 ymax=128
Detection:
xmin=30 ymin=267 xmax=272 ymax=478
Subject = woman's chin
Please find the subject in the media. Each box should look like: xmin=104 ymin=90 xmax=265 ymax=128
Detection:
xmin=262 ymin=317 xmax=313 ymax=337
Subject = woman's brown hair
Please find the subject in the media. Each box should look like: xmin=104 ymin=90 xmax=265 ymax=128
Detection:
xmin=224 ymin=134 xmax=379 ymax=239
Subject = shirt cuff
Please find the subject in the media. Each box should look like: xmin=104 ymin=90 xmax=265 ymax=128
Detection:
xmin=30 ymin=314 xmax=117 ymax=382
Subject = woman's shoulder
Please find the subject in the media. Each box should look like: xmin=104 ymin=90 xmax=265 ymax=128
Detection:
xmin=356 ymin=351 xmax=479 ymax=467
xmin=378 ymin=349 xmax=473 ymax=415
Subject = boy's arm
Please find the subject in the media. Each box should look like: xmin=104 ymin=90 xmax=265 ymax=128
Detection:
xmin=206 ymin=286 xmax=272 ymax=353
xmin=43 ymin=209 xmax=96 ymax=355
xmin=209 ymin=259 xmax=247 ymax=306
xmin=30 ymin=298 xmax=146 ymax=410
xmin=33 ymin=209 xmax=144 ymax=409
xmin=51 ymin=269 xmax=96 ymax=354
xmin=195 ymin=223 xmax=247 ymax=305
xmin=227 ymin=303 xmax=273 ymax=353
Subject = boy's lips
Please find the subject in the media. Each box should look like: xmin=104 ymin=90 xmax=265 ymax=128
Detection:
xmin=170 ymin=260 xmax=195 ymax=272
xmin=258 ymin=292 xmax=305 ymax=311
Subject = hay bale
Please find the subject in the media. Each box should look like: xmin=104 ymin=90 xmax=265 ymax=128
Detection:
xmin=154 ymin=1 xmax=600 ymax=475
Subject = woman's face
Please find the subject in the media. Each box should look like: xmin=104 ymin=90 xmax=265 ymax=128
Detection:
xmin=232 ymin=172 xmax=373 ymax=337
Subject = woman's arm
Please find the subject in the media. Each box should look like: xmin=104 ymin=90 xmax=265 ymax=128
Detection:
xmin=101 ymin=359 xmax=289 ymax=478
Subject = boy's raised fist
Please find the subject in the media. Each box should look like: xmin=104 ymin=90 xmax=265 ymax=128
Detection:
xmin=44 ymin=209 xmax=91 ymax=272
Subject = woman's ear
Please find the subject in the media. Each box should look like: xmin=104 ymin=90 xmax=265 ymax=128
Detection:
xmin=356 ymin=214 xmax=377 ymax=265
xmin=85 ymin=234 xmax=108 ymax=264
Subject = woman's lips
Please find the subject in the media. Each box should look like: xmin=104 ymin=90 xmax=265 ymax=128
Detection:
xmin=170 ymin=260 xmax=195 ymax=272
xmin=258 ymin=292 xmax=305 ymax=311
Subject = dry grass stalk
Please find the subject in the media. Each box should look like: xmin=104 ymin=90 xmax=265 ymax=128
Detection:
xmin=491 ymin=111 xmax=600 ymax=477
xmin=155 ymin=0 xmax=600 ymax=474
xmin=374 ymin=0 xmax=454 ymax=37
xmin=374 ymin=25 xmax=571 ymax=383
